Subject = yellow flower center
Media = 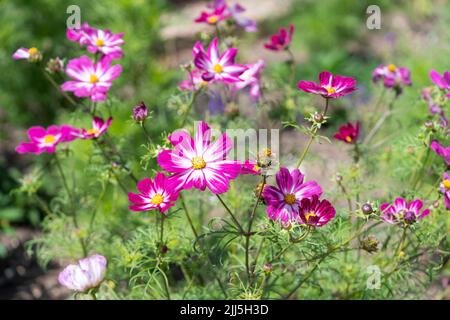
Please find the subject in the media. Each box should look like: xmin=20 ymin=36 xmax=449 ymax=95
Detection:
xmin=345 ymin=136 xmax=352 ymax=143
xmin=207 ymin=15 xmax=219 ymax=24
xmin=90 ymin=74 xmax=99 ymax=83
xmin=324 ymin=86 xmax=336 ymax=94
xmin=150 ymin=194 xmax=164 ymax=205
xmin=284 ymin=194 xmax=296 ymax=205
xmin=443 ymin=179 xmax=450 ymax=189
xmin=28 ymin=47 xmax=38 ymax=55
xmin=43 ymin=134 xmax=56 ymax=144
xmin=96 ymin=39 xmax=104 ymax=47
xmin=213 ymin=64 xmax=223 ymax=74
xmin=191 ymin=156 xmax=206 ymax=170
xmin=305 ymin=212 xmax=316 ymax=222
xmin=87 ymin=129 xmax=99 ymax=135
xmin=387 ymin=64 xmax=396 ymax=72
xmin=253 ymin=165 xmax=261 ymax=172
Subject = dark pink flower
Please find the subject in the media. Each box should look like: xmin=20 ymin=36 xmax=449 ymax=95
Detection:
xmin=333 ymin=121 xmax=360 ymax=144
xmin=439 ymin=172 xmax=450 ymax=210
xmin=264 ymin=24 xmax=294 ymax=51
xmin=195 ymin=4 xmax=231 ymax=25
xmin=16 ymin=125 xmax=79 ymax=154
xmin=240 ymin=160 xmax=261 ymax=175
xmin=128 ymin=173 xmax=179 ymax=213
xmin=194 ymin=38 xmax=247 ymax=83
xmin=380 ymin=198 xmax=430 ymax=225
xmin=372 ymin=64 xmax=411 ymax=89
xmin=132 ymin=101 xmax=149 ymax=122
xmin=157 ymin=121 xmax=242 ymax=194
xmin=430 ymin=140 xmax=450 ymax=166
xmin=233 ymin=59 xmax=265 ymax=101
xmin=297 ymin=71 xmax=357 ymax=99
xmin=262 ymin=167 xmax=323 ymax=223
xmin=75 ymin=116 xmax=112 ymax=139
xmin=297 ymin=195 xmax=336 ymax=227
xmin=430 ymin=69 xmax=450 ymax=91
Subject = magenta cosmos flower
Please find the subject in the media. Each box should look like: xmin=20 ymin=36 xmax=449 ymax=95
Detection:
xmin=128 ymin=173 xmax=179 ymax=213
xmin=233 ymin=59 xmax=265 ymax=101
xmin=61 ymin=55 xmax=122 ymax=102
xmin=430 ymin=140 xmax=450 ymax=166
xmin=195 ymin=4 xmax=231 ymax=25
xmin=12 ymin=47 xmax=42 ymax=62
xmin=67 ymin=23 xmax=124 ymax=60
xmin=75 ymin=116 xmax=112 ymax=139
xmin=240 ymin=160 xmax=261 ymax=175
xmin=380 ymin=198 xmax=430 ymax=225
xmin=264 ymin=24 xmax=295 ymax=51
xmin=157 ymin=121 xmax=242 ymax=194
xmin=179 ymin=69 xmax=209 ymax=91
xmin=372 ymin=64 xmax=412 ymax=89
xmin=208 ymin=0 xmax=257 ymax=32
xmin=194 ymin=38 xmax=247 ymax=83
xmin=430 ymin=69 xmax=450 ymax=98
xmin=297 ymin=195 xmax=336 ymax=227
xmin=440 ymin=172 xmax=450 ymax=210
xmin=262 ymin=167 xmax=323 ymax=223
xmin=334 ymin=121 xmax=360 ymax=144
xmin=297 ymin=71 xmax=357 ymax=99
xmin=16 ymin=125 xmax=78 ymax=154
xmin=58 ymin=254 xmax=107 ymax=293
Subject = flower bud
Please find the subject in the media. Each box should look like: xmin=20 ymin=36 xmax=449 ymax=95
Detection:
xmin=133 ymin=101 xmax=148 ymax=123
xmin=360 ymin=236 xmax=379 ymax=253
xmin=403 ymin=211 xmax=416 ymax=224
xmin=46 ymin=57 xmax=64 ymax=74
xmin=361 ymin=203 xmax=373 ymax=215
xmin=160 ymin=245 xmax=169 ymax=255
xmin=313 ymin=112 xmax=324 ymax=123
xmin=335 ymin=174 xmax=343 ymax=182
xmin=263 ymin=263 xmax=273 ymax=274
xmin=257 ymin=148 xmax=273 ymax=168
xmin=424 ymin=120 xmax=434 ymax=130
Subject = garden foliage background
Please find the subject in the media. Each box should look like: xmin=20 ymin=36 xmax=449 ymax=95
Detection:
xmin=0 ymin=0 xmax=449 ymax=299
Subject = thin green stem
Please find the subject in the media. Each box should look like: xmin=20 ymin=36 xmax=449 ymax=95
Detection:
xmin=216 ymin=194 xmax=244 ymax=233
xmin=181 ymin=90 xmax=199 ymax=128
xmin=179 ymin=193 xmax=198 ymax=238
xmin=43 ymin=71 xmax=78 ymax=107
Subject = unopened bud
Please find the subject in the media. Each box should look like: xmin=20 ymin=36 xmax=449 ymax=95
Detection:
xmin=263 ymin=263 xmax=273 ymax=274
xmin=335 ymin=174 xmax=343 ymax=182
xmin=133 ymin=101 xmax=148 ymax=123
xmin=360 ymin=236 xmax=379 ymax=253
xmin=424 ymin=120 xmax=434 ymax=130
xmin=46 ymin=57 xmax=64 ymax=74
xmin=257 ymin=148 xmax=273 ymax=168
xmin=361 ymin=203 xmax=373 ymax=215
xmin=313 ymin=112 xmax=324 ymax=123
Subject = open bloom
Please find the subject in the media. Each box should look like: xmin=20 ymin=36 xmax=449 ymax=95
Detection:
xmin=75 ymin=116 xmax=112 ymax=139
xmin=440 ymin=172 xmax=450 ymax=210
xmin=380 ymin=198 xmax=430 ymax=225
xmin=195 ymin=4 xmax=231 ymax=25
xmin=61 ymin=55 xmax=122 ymax=102
xmin=233 ymin=59 xmax=265 ymax=101
xmin=128 ymin=173 xmax=179 ymax=213
xmin=208 ymin=0 xmax=257 ymax=32
xmin=67 ymin=23 xmax=124 ymax=60
xmin=179 ymin=69 xmax=209 ymax=91
xmin=297 ymin=71 xmax=357 ymax=99
xmin=264 ymin=24 xmax=294 ymax=51
xmin=16 ymin=125 xmax=78 ymax=154
xmin=334 ymin=121 xmax=360 ymax=144
xmin=263 ymin=167 xmax=323 ymax=223
xmin=297 ymin=195 xmax=336 ymax=227
xmin=12 ymin=47 xmax=42 ymax=62
xmin=430 ymin=69 xmax=450 ymax=98
xmin=430 ymin=140 xmax=450 ymax=166
xmin=194 ymin=38 xmax=247 ymax=83
xmin=372 ymin=64 xmax=412 ymax=90
xmin=58 ymin=254 xmax=107 ymax=293
xmin=157 ymin=121 xmax=242 ymax=194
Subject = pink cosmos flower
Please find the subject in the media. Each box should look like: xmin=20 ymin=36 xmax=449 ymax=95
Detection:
xmin=61 ymin=55 xmax=122 ymax=102
xmin=67 ymin=23 xmax=124 ymax=60
xmin=264 ymin=24 xmax=295 ymax=51
xmin=58 ymin=254 xmax=107 ymax=293
xmin=233 ymin=59 xmax=265 ymax=101
xmin=16 ymin=125 xmax=79 ymax=154
xmin=430 ymin=140 xmax=450 ymax=166
xmin=208 ymin=0 xmax=257 ymax=32
xmin=430 ymin=69 xmax=450 ymax=98
xmin=334 ymin=121 xmax=360 ymax=144
xmin=262 ymin=167 xmax=323 ymax=223
xmin=195 ymin=4 xmax=231 ymax=25
xmin=372 ymin=64 xmax=412 ymax=89
xmin=128 ymin=173 xmax=179 ymax=213
xmin=380 ymin=198 xmax=430 ymax=225
xmin=157 ymin=121 xmax=242 ymax=194
xmin=75 ymin=116 xmax=112 ymax=139
xmin=12 ymin=47 xmax=42 ymax=62
xmin=194 ymin=38 xmax=247 ymax=83
xmin=439 ymin=172 xmax=450 ymax=210
xmin=179 ymin=69 xmax=209 ymax=91
xmin=240 ymin=160 xmax=261 ymax=175
xmin=297 ymin=195 xmax=336 ymax=227
xmin=297 ymin=71 xmax=357 ymax=99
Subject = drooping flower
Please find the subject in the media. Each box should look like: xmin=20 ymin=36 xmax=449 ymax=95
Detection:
xmin=233 ymin=59 xmax=265 ymax=101
xmin=264 ymin=24 xmax=295 ymax=51
xmin=430 ymin=69 xmax=450 ymax=93
xmin=430 ymin=140 xmax=450 ymax=166
xmin=439 ymin=172 xmax=450 ymax=210
xmin=67 ymin=23 xmax=124 ymax=60
xmin=297 ymin=71 xmax=357 ymax=99
xmin=297 ymin=195 xmax=336 ymax=227
xmin=75 ymin=116 xmax=112 ymax=139
xmin=262 ymin=167 xmax=323 ymax=223
xmin=195 ymin=4 xmax=231 ymax=25
xmin=12 ymin=47 xmax=42 ymax=62
xmin=208 ymin=0 xmax=257 ymax=32
xmin=132 ymin=101 xmax=149 ymax=122
xmin=157 ymin=121 xmax=242 ymax=194
xmin=16 ymin=125 xmax=79 ymax=154
xmin=334 ymin=121 xmax=360 ymax=144
xmin=194 ymin=38 xmax=247 ymax=83
xmin=61 ymin=55 xmax=122 ymax=102
xmin=128 ymin=173 xmax=179 ymax=213
xmin=372 ymin=64 xmax=412 ymax=92
xmin=380 ymin=198 xmax=430 ymax=225
xmin=58 ymin=254 xmax=107 ymax=293
xmin=179 ymin=69 xmax=209 ymax=91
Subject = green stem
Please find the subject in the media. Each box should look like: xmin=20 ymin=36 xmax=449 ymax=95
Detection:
xmin=141 ymin=122 xmax=154 ymax=145
xmin=181 ymin=90 xmax=199 ymax=128
xmin=43 ymin=71 xmax=78 ymax=108
xmin=179 ymin=192 xmax=198 ymax=238
xmin=286 ymin=48 xmax=296 ymax=86
xmin=216 ymin=194 xmax=244 ymax=233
